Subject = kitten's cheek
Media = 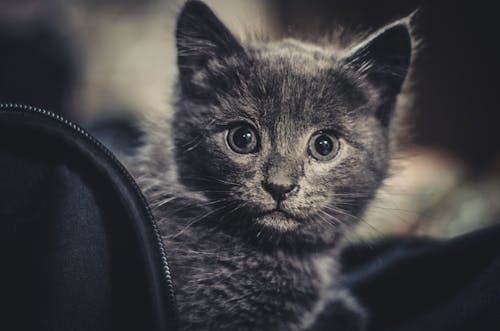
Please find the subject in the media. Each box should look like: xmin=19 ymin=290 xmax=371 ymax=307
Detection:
xmin=251 ymin=193 xmax=276 ymax=211
xmin=236 ymin=185 xmax=268 ymax=209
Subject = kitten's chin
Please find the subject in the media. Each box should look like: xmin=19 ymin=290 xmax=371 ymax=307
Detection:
xmin=255 ymin=211 xmax=301 ymax=232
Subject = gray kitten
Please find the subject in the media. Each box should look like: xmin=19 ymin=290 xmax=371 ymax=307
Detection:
xmin=130 ymin=1 xmax=412 ymax=330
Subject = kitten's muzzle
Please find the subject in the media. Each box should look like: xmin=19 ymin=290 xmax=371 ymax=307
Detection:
xmin=255 ymin=209 xmax=302 ymax=231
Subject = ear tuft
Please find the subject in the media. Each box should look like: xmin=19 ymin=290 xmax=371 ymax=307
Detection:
xmin=176 ymin=1 xmax=244 ymax=76
xmin=344 ymin=22 xmax=412 ymax=94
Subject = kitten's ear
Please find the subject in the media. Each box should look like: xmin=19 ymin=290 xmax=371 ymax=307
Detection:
xmin=343 ymin=21 xmax=412 ymax=96
xmin=176 ymin=1 xmax=244 ymax=77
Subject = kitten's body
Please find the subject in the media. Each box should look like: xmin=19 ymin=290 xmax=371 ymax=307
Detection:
xmin=133 ymin=114 xmax=361 ymax=331
xmin=130 ymin=1 xmax=412 ymax=330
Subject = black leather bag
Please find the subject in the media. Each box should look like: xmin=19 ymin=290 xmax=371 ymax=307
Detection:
xmin=0 ymin=104 xmax=178 ymax=331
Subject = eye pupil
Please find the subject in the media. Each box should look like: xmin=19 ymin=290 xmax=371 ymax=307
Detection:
xmin=227 ymin=125 xmax=259 ymax=154
xmin=234 ymin=127 xmax=253 ymax=149
xmin=315 ymin=135 xmax=333 ymax=156
xmin=308 ymin=131 xmax=339 ymax=161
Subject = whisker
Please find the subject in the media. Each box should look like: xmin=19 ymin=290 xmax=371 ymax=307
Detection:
xmin=167 ymin=201 xmax=238 ymax=239
xmin=323 ymin=205 xmax=384 ymax=236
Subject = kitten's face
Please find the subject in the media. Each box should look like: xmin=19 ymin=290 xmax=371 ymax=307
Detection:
xmin=172 ymin=1 xmax=411 ymax=248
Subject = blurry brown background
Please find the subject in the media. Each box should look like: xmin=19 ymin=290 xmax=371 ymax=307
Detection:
xmin=1 ymin=0 xmax=499 ymax=240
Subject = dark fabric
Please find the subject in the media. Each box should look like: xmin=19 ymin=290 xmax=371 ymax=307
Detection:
xmin=1 ymin=108 xmax=499 ymax=331
xmin=0 ymin=109 xmax=178 ymax=331
xmin=341 ymin=226 xmax=500 ymax=331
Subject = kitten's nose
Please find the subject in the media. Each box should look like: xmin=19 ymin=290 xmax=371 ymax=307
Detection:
xmin=262 ymin=181 xmax=297 ymax=202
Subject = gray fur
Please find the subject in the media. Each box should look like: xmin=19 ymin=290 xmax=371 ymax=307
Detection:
xmin=129 ymin=1 xmax=412 ymax=330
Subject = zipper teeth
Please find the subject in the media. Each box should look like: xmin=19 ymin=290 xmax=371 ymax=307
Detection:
xmin=0 ymin=103 xmax=178 ymax=325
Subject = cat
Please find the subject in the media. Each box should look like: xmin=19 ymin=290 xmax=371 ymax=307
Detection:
xmin=129 ymin=1 xmax=413 ymax=330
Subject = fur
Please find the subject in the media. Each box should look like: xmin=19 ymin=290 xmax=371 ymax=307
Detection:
xmin=129 ymin=1 xmax=413 ymax=330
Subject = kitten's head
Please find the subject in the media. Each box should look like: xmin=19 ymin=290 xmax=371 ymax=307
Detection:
xmin=171 ymin=1 xmax=412 ymax=250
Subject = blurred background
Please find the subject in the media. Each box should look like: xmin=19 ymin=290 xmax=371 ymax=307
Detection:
xmin=1 ymin=0 xmax=499 ymax=240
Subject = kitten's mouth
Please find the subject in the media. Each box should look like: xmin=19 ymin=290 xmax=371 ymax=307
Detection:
xmin=254 ymin=209 xmax=301 ymax=232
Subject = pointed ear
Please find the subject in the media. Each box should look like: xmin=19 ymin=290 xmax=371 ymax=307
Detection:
xmin=343 ymin=22 xmax=412 ymax=95
xmin=176 ymin=1 xmax=244 ymax=78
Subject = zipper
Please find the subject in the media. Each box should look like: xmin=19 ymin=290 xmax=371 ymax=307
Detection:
xmin=0 ymin=103 xmax=178 ymax=329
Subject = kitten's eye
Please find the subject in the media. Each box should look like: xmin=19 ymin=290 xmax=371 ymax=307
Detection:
xmin=227 ymin=124 xmax=259 ymax=154
xmin=308 ymin=132 xmax=340 ymax=161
